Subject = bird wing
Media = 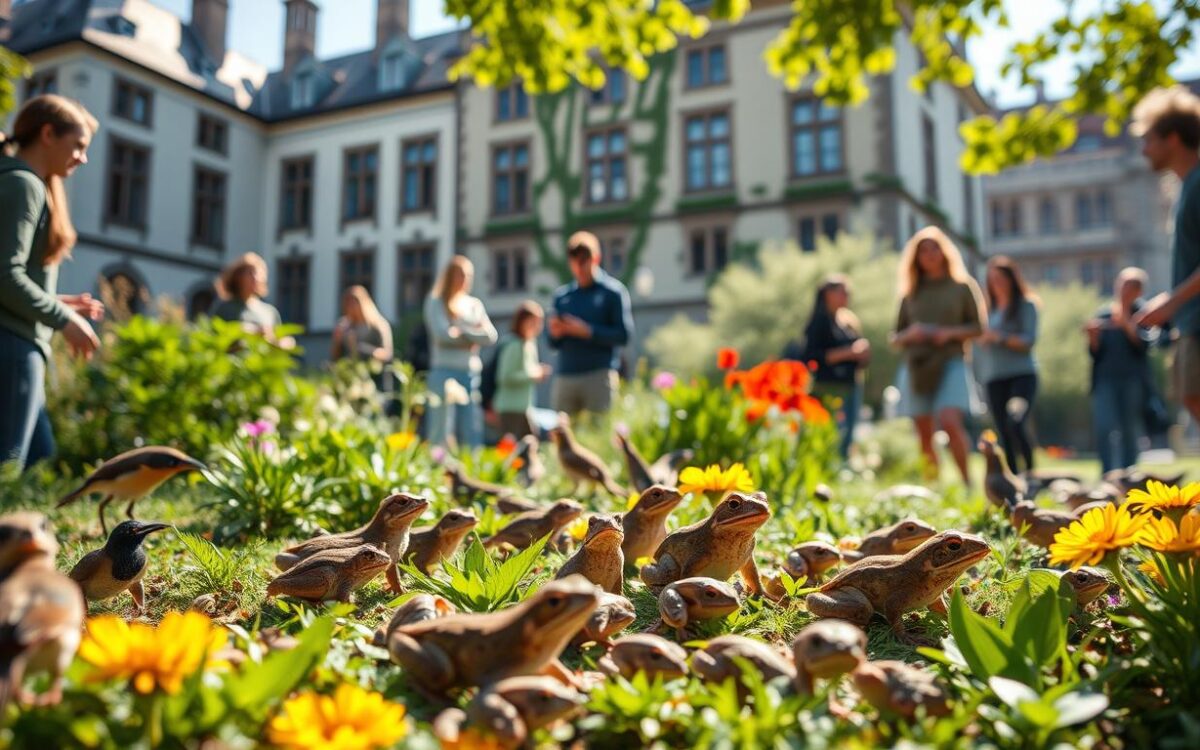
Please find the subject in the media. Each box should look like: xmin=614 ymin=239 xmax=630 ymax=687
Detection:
xmin=67 ymin=550 xmax=107 ymax=586
xmin=0 ymin=574 xmax=83 ymax=648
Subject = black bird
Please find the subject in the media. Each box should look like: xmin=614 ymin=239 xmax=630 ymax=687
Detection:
xmin=68 ymin=520 xmax=170 ymax=612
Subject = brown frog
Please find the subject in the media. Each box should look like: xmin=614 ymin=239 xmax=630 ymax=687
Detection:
xmin=654 ymin=576 xmax=740 ymax=640
xmin=851 ymin=660 xmax=951 ymax=717
xmin=619 ymin=485 xmax=684 ymax=567
xmin=792 ymin=619 xmax=867 ymax=717
xmin=841 ymin=518 xmax=937 ymax=562
xmin=806 ymin=531 xmax=991 ymax=645
xmin=387 ymin=575 xmax=600 ymax=697
xmin=266 ymin=545 xmax=392 ymax=603
xmin=1009 ymin=501 xmax=1081 ymax=548
xmin=691 ymin=635 xmax=797 ymax=693
xmin=484 ymin=499 xmax=583 ymax=553
xmin=573 ymin=592 xmax=636 ymax=647
xmin=372 ymin=593 xmax=457 ymax=646
xmin=640 ymin=492 xmax=770 ymax=595
xmin=764 ymin=541 xmax=845 ymax=599
xmin=433 ymin=675 xmax=584 ymax=750
xmin=598 ymin=634 xmax=690 ymax=681
xmin=1058 ymin=567 xmax=1110 ymax=608
xmin=274 ymin=493 xmax=428 ymax=593
xmin=555 ymin=514 xmax=625 ymax=594
xmin=405 ymin=509 xmax=479 ymax=574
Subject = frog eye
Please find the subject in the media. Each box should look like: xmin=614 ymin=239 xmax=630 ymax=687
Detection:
xmin=547 ymin=595 xmax=564 ymax=607
xmin=727 ymin=499 xmax=741 ymax=510
xmin=902 ymin=523 xmax=914 ymax=531
xmin=704 ymin=589 xmax=717 ymax=598
xmin=947 ymin=539 xmax=962 ymax=551
xmin=650 ymin=650 xmax=664 ymax=660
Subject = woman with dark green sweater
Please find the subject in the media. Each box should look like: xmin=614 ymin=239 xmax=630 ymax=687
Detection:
xmin=1 ymin=95 xmax=104 ymax=468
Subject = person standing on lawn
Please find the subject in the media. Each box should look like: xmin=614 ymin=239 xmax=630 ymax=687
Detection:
xmin=211 ymin=252 xmax=295 ymax=350
xmin=547 ymin=231 xmax=634 ymax=416
xmin=0 ymin=95 xmax=104 ymax=470
xmin=493 ymin=300 xmax=553 ymax=438
xmin=978 ymin=256 xmax=1040 ymax=476
xmin=1131 ymin=86 xmax=1200 ymax=426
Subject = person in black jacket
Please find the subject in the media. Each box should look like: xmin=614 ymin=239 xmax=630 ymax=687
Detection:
xmin=793 ymin=275 xmax=870 ymax=459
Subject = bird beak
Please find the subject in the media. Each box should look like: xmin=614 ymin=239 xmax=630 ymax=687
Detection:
xmin=135 ymin=523 xmax=171 ymax=536
xmin=184 ymin=458 xmax=208 ymax=473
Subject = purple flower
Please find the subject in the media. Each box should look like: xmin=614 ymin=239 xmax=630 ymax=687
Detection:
xmin=652 ymin=371 xmax=678 ymax=390
xmin=431 ymin=446 xmax=447 ymax=464
xmin=241 ymin=420 xmax=274 ymax=438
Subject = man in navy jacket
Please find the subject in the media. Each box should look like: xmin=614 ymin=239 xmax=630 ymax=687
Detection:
xmin=546 ymin=231 xmax=634 ymax=414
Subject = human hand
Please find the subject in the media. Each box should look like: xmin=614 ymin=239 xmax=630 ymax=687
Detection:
xmin=60 ymin=293 xmax=105 ymax=321
xmin=979 ymin=329 xmax=1000 ymax=345
xmin=547 ymin=316 xmax=566 ymax=338
xmin=1133 ymin=292 xmax=1174 ymax=329
xmin=446 ymin=325 xmax=461 ymax=339
xmin=930 ymin=327 xmax=954 ymax=346
xmin=62 ymin=314 xmax=100 ymax=360
xmin=538 ymin=363 xmax=554 ymax=381
xmin=559 ymin=314 xmax=591 ymax=339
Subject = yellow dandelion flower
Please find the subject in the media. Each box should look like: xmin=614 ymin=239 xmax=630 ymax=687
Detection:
xmin=1138 ymin=558 xmax=1165 ymax=586
xmin=626 ymin=492 xmax=641 ymax=511
xmin=1137 ymin=513 xmax=1200 ymax=553
xmin=566 ymin=516 xmax=589 ymax=541
xmin=678 ymin=463 xmax=754 ymax=497
xmin=268 ymin=682 xmax=408 ymax=750
xmin=1048 ymin=504 xmax=1147 ymax=569
xmin=1126 ymin=481 xmax=1200 ymax=514
xmin=79 ymin=611 xmax=228 ymax=695
xmin=386 ymin=431 xmax=416 ymax=452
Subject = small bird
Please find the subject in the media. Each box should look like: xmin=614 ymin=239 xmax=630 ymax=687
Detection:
xmin=549 ymin=413 xmax=627 ymax=498
xmin=0 ymin=513 xmax=85 ymax=712
xmin=68 ymin=520 xmax=170 ymax=611
xmin=508 ymin=435 xmax=546 ymax=487
xmin=444 ymin=463 xmax=512 ymax=502
xmin=614 ymin=432 xmax=656 ymax=493
xmin=978 ymin=433 xmax=1026 ymax=509
xmin=57 ymin=447 xmax=206 ymax=535
xmin=648 ymin=449 xmax=695 ymax=489
xmin=0 ymin=512 xmax=57 ymax=581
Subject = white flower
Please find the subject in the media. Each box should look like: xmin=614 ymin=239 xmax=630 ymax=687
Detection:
xmin=443 ymin=378 xmax=470 ymax=406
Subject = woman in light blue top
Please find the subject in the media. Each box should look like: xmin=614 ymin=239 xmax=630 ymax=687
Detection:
xmin=423 ymin=255 xmax=497 ymax=449
xmin=978 ymin=256 xmax=1040 ymax=474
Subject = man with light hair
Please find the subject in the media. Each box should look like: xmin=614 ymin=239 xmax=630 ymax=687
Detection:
xmin=1132 ymin=85 xmax=1200 ymax=423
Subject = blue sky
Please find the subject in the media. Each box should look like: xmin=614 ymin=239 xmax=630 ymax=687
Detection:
xmin=153 ymin=0 xmax=1200 ymax=107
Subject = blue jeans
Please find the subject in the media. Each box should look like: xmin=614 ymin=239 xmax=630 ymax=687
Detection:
xmin=425 ymin=367 xmax=483 ymax=450
xmin=1092 ymin=377 xmax=1144 ymax=473
xmin=813 ymin=381 xmax=861 ymax=460
xmin=0 ymin=327 xmax=55 ymax=470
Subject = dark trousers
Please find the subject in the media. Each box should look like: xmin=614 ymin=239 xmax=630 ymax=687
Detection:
xmin=985 ymin=373 xmax=1038 ymax=474
xmin=0 ymin=327 xmax=55 ymax=470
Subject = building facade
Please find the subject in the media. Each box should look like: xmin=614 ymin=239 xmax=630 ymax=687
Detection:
xmin=5 ymin=0 xmax=987 ymax=358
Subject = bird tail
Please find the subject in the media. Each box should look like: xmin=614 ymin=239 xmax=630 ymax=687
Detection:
xmin=56 ymin=480 xmax=92 ymax=508
xmin=603 ymin=476 xmax=628 ymax=499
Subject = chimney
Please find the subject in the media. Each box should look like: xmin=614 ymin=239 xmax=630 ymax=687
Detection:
xmin=283 ymin=0 xmax=318 ymax=74
xmin=374 ymin=0 xmax=409 ymax=53
xmin=191 ymin=0 xmax=229 ymax=68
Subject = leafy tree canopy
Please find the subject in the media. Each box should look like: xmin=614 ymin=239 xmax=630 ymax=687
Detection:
xmin=0 ymin=46 xmax=31 ymax=120
xmin=445 ymin=0 xmax=1200 ymax=173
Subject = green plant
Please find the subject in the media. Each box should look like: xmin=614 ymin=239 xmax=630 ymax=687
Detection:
xmin=400 ymin=535 xmax=550 ymax=612
xmin=175 ymin=529 xmax=265 ymax=597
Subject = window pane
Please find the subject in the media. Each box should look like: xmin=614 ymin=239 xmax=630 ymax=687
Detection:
xmin=422 ymin=141 xmax=437 ymax=162
xmin=609 ymin=130 xmax=626 ymax=153
xmin=792 ymin=101 xmax=814 ymax=125
xmin=799 ymin=218 xmax=816 ymax=251
xmin=588 ymin=134 xmax=606 ymax=158
xmin=822 ymin=213 xmax=839 ymax=240
xmin=794 ymin=131 xmax=815 ymax=176
xmin=515 ymin=88 xmax=529 ymax=117
xmin=404 ymin=171 xmax=419 ymax=209
xmin=711 ymin=143 xmax=731 ymax=187
xmin=819 ymin=126 xmax=841 ymax=171
xmin=365 ymin=151 xmax=378 ymax=171
xmin=687 ymin=50 xmax=704 ymax=87
xmin=610 ymin=71 xmax=626 ymax=102
xmin=495 ymin=149 xmax=511 ymax=170
xmin=589 ymin=162 xmax=606 ymax=203
xmin=515 ymin=145 xmax=529 ymax=167
xmin=514 ymin=172 xmax=528 ymax=211
xmin=496 ymin=253 xmax=509 ymax=290
xmin=690 ymin=230 xmax=706 ymax=273
xmin=498 ymin=92 xmax=510 ymax=120
xmin=686 ymin=118 xmax=705 ymax=142
xmin=713 ymin=228 xmax=728 ymax=269
xmin=687 ymin=145 xmax=706 ymax=189
xmin=709 ymin=114 xmax=729 ymax=138
xmin=494 ymin=176 xmax=509 ymax=212
xmin=611 ymin=158 xmax=628 ymax=201
xmin=709 ymin=47 xmax=727 ymax=83
xmin=405 ymin=144 xmax=420 ymax=163
xmin=514 ymin=252 xmax=526 ymax=290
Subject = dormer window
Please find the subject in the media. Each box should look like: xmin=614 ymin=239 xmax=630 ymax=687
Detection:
xmin=109 ymin=16 xmax=137 ymax=37
xmin=380 ymin=52 xmax=406 ymax=91
xmin=292 ymin=72 xmax=315 ymax=109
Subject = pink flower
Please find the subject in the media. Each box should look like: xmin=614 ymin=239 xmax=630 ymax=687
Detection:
xmin=652 ymin=371 xmax=677 ymax=390
xmin=241 ymin=420 xmax=274 ymax=438
xmin=430 ymin=446 xmax=447 ymax=464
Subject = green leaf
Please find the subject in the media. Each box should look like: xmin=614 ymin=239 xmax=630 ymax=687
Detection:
xmin=1010 ymin=584 xmax=1068 ymax=671
xmin=1052 ymin=691 xmax=1109 ymax=728
xmin=224 ymin=616 xmax=334 ymax=713
xmin=948 ymin=588 xmax=1013 ymax=680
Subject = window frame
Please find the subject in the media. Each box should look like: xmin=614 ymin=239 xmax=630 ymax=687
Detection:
xmin=795 ymin=209 xmax=844 ymax=252
xmin=1038 ymin=196 xmax=1059 ymax=235
xmin=396 ymin=243 xmax=437 ymax=316
xmin=104 ymin=135 xmax=152 ymax=229
xmin=583 ymin=125 xmax=630 ymax=205
xmin=341 ymin=143 xmax=380 ymax=227
xmin=686 ymin=224 xmax=731 ymax=277
xmin=787 ymin=94 xmax=846 ymax=180
xmin=189 ymin=163 xmax=227 ymax=250
xmin=399 ymin=133 xmax=439 ymax=217
xmin=589 ymin=68 xmax=627 ymax=106
xmin=495 ymin=83 xmax=531 ymax=122
xmin=195 ymin=112 xmax=229 ymax=156
xmin=681 ymin=107 xmax=734 ymax=194
xmin=490 ymin=140 xmax=533 ymax=216
xmin=278 ymin=154 xmax=316 ymax=236
xmin=490 ymin=246 xmax=529 ymax=294
xmin=111 ymin=76 xmax=154 ymax=127
xmin=339 ymin=247 xmax=377 ymax=296
xmin=275 ymin=255 xmax=312 ymax=327
xmin=684 ymin=44 xmax=730 ymax=90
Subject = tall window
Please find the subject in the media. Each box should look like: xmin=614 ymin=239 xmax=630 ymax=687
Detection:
xmin=397 ymin=245 xmax=435 ymax=313
xmin=962 ymin=173 xmax=976 ymax=235
xmin=921 ymin=113 xmax=938 ymax=201
xmin=496 ymin=84 xmax=529 ymax=121
xmin=342 ymin=145 xmax=379 ymax=222
xmin=590 ymin=69 xmax=627 ymax=105
xmin=798 ymin=213 xmax=840 ymax=252
xmin=991 ymin=199 xmax=1022 ymax=238
xmin=603 ymin=237 xmax=626 ymax=276
xmin=1096 ymin=189 xmax=1112 ymax=226
xmin=790 ymin=97 xmax=842 ymax=177
xmin=113 ymin=78 xmax=153 ymax=126
xmin=276 ymin=257 xmax=310 ymax=326
xmin=491 ymin=247 xmax=528 ymax=293
xmin=688 ymin=226 xmax=729 ymax=275
xmin=401 ymin=136 xmax=437 ymax=214
xmin=196 ymin=114 xmax=228 ymax=155
xmin=191 ymin=167 xmax=226 ymax=248
xmin=684 ymin=111 xmax=732 ymax=192
xmin=492 ymin=142 xmax=531 ymax=215
xmin=106 ymin=137 xmax=150 ymax=227
xmin=340 ymin=249 xmax=376 ymax=294
xmin=1038 ymin=197 xmax=1059 ymax=234
xmin=1080 ymin=260 xmax=1096 ymax=286
xmin=291 ymin=72 xmax=315 ymax=108
xmin=26 ymin=69 xmax=57 ymax=98
xmin=381 ymin=52 xmax=406 ymax=91
xmin=586 ymin=128 xmax=628 ymax=204
xmin=280 ymin=156 xmax=314 ymax=232
xmin=1076 ymin=191 xmax=1093 ymax=229
xmin=685 ymin=45 xmax=728 ymax=88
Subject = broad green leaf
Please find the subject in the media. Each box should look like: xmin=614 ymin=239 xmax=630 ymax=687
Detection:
xmin=1017 ymin=698 xmax=1060 ymax=728
xmin=949 ymin=588 xmax=1013 ymax=680
xmin=224 ymin=616 xmax=334 ymax=712
xmin=1052 ymin=691 xmax=1109 ymax=728
xmin=1010 ymin=585 xmax=1068 ymax=671
xmin=988 ymin=676 xmax=1038 ymax=708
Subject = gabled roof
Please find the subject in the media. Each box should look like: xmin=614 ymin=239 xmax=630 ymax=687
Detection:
xmin=6 ymin=0 xmax=461 ymax=120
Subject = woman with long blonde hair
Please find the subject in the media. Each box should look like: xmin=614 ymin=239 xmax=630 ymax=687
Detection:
xmin=890 ymin=226 xmax=985 ymax=486
xmin=423 ymin=255 xmax=497 ymax=448
xmin=211 ymin=252 xmax=294 ymax=349
xmin=1 ymin=95 xmax=104 ymax=469
xmin=332 ymin=285 xmax=393 ymax=363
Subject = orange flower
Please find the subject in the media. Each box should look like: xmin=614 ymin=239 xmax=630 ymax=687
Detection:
xmin=745 ymin=399 xmax=770 ymax=422
xmin=797 ymin=395 xmax=831 ymax=425
xmin=495 ymin=435 xmax=517 ymax=458
xmin=717 ymin=347 xmax=740 ymax=370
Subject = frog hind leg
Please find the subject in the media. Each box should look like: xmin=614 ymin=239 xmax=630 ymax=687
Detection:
xmin=541 ymin=658 xmax=582 ymax=689
xmin=640 ymin=554 xmax=680 ymax=589
xmin=805 ymin=586 xmax=873 ymax=626
xmin=738 ymin=557 xmax=763 ymax=597
xmin=388 ymin=632 xmax=457 ymax=698
xmin=928 ymin=593 xmax=949 ymax=617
